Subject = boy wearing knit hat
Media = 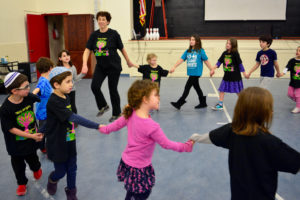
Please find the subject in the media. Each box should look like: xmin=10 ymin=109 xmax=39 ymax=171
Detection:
xmin=44 ymin=67 xmax=100 ymax=200
xmin=0 ymin=72 xmax=43 ymax=196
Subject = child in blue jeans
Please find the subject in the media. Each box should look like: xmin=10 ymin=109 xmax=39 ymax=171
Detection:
xmin=43 ymin=67 xmax=101 ymax=200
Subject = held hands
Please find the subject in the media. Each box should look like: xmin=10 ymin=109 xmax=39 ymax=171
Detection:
xmin=98 ymin=124 xmax=109 ymax=134
xmin=244 ymin=73 xmax=250 ymax=79
xmin=81 ymin=63 xmax=88 ymax=74
xmin=127 ymin=60 xmax=134 ymax=68
xmin=184 ymin=140 xmax=195 ymax=152
xmin=276 ymin=72 xmax=282 ymax=78
xmin=169 ymin=67 xmax=176 ymax=74
xmin=210 ymin=69 xmax=215 ymax=77
xmin=32 ymin=133 xmax=43 ymax=142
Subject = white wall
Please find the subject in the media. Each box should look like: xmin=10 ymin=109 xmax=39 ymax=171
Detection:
xmin=0 ymin=0 xmax=298 ymax=79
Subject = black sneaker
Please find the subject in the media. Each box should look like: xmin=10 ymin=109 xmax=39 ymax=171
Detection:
xmin=96 ymin=105 xmax=109 ymax=117
xmin=109 ymin=115 xmax=121 ymax=122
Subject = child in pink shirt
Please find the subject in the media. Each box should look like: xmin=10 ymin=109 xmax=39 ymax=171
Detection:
xmin=99 ymin=80 xmax=193 ymax=200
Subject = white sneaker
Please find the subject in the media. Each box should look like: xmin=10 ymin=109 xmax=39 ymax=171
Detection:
xmin=291 ymin=107 xmax=300 ymax=113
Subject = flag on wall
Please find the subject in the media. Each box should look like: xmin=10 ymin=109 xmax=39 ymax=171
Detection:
xmin=139 ymin=0 xmax=146 ymax=26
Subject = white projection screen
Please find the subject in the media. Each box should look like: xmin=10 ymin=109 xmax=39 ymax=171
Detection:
xmin=205 ymin=0 xmax=287 ymax=21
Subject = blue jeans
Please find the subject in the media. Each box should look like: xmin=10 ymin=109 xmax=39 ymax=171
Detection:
xmin=50 ymin=156 xmax=77 ymax=189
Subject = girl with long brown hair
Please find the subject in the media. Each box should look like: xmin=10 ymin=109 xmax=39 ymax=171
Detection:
xmin=170 ymin=35 xmax=214 ymax=110
xmin=211 ymin=38 xmax=247 ymax=111
xmin=189 ymin=87 xmax=300 ymax=200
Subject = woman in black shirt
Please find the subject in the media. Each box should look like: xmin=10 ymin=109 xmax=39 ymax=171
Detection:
xmin=82 ymin=11 xmax=133 ymax=122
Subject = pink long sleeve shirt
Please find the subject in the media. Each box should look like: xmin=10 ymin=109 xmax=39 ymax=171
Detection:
xmin=100 ymin=111 xmax=192 ymax=168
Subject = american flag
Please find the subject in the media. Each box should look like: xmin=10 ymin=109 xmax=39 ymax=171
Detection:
xmin=139 ymin=0 xmax=146 ymax=26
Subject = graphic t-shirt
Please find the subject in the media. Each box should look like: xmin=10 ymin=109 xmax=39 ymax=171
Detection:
xmin=286 ymin=58 xmax=300 ymax=88
xmin=0 ymin=93 xmax=40 ymax=156
xmin=210 ymin=123 xmax=300 ymax=200
xmin=35 ymin=77 xmax=52 ymax=120
xmin=255 ymin=49 xmax=277 ymax=77
xmin=45 ymin=93 xmax=76 ymax=162
xmin=138 ymin=64 xmax=169 ymax=86
xmin=86 ymin=28 xmax=124 ymax=71
xmin=181 ymin=49 xmax=208 ymax=76
xmin=218 ymin=51 xmax=243 ymax=81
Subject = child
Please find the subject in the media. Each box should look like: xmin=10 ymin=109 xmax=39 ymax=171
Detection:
xmin=170 ymin=34 xmax=213 ymax=110
xmin=281 ymin=46 xmax=300 ymax=113
xmin=246 ymin=35 xmax=281 ymax=89
xmin=32 ymin=57 xmax=54 ymax=152
xmin=0 ymin=72 xmax=43 ymax=196
xmin=44 ymin=67 xmax=100 ymax=200
xmin=99 ymin=80 xmax=193 ymax=200
xmin=190 ymin=87 xmax=300 ymax=200
xmin=211 ymin=38 xmax=247 ymax=111
xmin=57 ymin=49 xmax=85 ymax=115
xmin=131 ymin=53 xmax=169 ymax=87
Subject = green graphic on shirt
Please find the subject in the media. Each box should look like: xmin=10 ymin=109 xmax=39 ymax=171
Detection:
xmin=16 ymin=110 xmax=36 ymax=141
xmin=95 ymin=38 xmax=109 ymax=56
xmin=150 ymin=71 xmax=158 ymax=82
xmin=66 ymin=104 xmax=75 ymax=142
xmin=224 ymin=55 xmax=234 ymax=72
xmin=292 ymin=63 xmax=300 ymax=80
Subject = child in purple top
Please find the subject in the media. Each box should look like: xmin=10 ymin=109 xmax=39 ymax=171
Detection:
xmin=246 ymin=35 xmax=281 ymax=89
xmin=99 ymin=80 xmax=193 ymax=200
xmin=211 ymin=38 xmax=247 ymax=111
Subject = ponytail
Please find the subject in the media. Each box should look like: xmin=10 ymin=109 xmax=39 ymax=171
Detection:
xmin=122 ymin=104 xmax=134 ymax=119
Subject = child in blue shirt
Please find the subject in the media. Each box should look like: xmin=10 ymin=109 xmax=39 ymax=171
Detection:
xmin=246 ymin=35 xmax=281 ymax=89
xmin=170 ymin=35 xmax=213 ymax=110
xmin=32 ymin=57 xmax=53 ymax=153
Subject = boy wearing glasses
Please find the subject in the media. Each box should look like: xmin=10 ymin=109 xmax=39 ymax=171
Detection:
xmin=0 ymin=72 xmax=43 ymax=196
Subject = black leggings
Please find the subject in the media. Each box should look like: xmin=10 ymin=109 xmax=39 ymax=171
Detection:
xmin=91 ymin=66 xmax=121 ymax=116
xmin=179 ymin=76 xmax=204 ymax=100
xmin=125 ymin=190 xmax=151 ymax=200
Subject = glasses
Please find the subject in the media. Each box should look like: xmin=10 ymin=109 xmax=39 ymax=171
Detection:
xmin=16 ymin=84 xmax=30 ymax=90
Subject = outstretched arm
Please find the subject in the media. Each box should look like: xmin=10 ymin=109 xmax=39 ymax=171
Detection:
xmin=121 ymin=48 xmax=134 ymax=67
xmin=68 ymin=113 xmax=99 ymax=129
xmin=189 ymin=133 xmax=212 ymax=144
xmin=99 ymin=116 xmax=127 ymax=134
xmin=170 ymin=59 xmax=184 ymax=73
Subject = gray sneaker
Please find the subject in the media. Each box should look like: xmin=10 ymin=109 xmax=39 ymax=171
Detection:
xmin=96 ymin=105 xmax=109 ymax=117
xmin=109 ymin=115 xmax=121 ymax=122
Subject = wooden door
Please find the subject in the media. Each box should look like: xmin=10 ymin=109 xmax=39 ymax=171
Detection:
xmin=64 ymin=14 xmax=95 ymax=78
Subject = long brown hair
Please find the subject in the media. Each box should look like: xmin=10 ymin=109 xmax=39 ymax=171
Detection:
xmin=122 ymin=80 xmax=159 ymax=119
xmin=187 ymin=34 xmax=202 ymax=52
xmin=228 ymin=38 xmax=238 ymax=53
xmin=57 ymin=50 xmax=73 ymax=66
xmin=232 ymin=87 xmax=273 ymax=136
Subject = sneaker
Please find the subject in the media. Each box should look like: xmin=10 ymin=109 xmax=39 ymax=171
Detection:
xmin=291 ymin=107 xmax=300 ymax=113
xmin=211 ymin=103 xmax=223 ymax=111
xmin=33 ymin=168 xmax=42 ymax=180
xmin=109 ymin=115 xmax=121 ymax=122
xmin=16 ymin=185 xmax=27 ymax=196
xmin=96 ymin=105 xmax=109 ymax=117
xmin=40 ymin=148 xmax=47 ymax=154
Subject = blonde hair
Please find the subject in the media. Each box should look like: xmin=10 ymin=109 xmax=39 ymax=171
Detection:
xmin=146 ymin=53 xmax=157 ymax=64
xmin=232 ymin=87 xmax=273 ymax=136
xmin=122 ymin=80 xmax=159 ymax=119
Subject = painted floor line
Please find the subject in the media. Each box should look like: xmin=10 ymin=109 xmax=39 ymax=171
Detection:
xmin=26 ymin=168 xmax=55 ymax=200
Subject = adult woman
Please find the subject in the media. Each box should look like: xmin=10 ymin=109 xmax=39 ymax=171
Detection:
xmin=82 ymin=11 xmax=133 ymax=122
